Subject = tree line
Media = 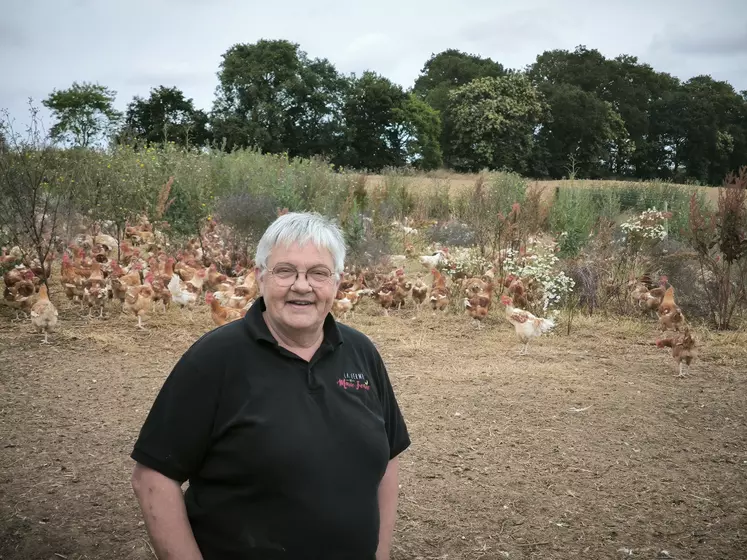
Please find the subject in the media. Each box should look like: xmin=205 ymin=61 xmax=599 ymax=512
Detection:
xmin=17 ymin=40 xmax=747 ymax=185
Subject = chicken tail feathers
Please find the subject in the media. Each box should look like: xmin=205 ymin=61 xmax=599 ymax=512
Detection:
xmin=537 ymin=317 xmax=555 ymax=333
xmin=167 ymin=273 xmax=181 ymax=297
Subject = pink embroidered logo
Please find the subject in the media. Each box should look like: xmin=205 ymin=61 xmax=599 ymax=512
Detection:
xmin=337 ymin=372 xmax=371 ymax=391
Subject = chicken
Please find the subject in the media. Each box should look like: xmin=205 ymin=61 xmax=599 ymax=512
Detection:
xmin=410 ymin=273 xmax=428 ymax=311
xmin=639 ymin=276 xmax=668 ymax=315
xmin=429 ymin=268 xmax=449 ymax=313
xmin=332 ymin=290 xmax=354 ymax=321
xmin=206 ymin=292 xmax=244 ymax=327
xmin=657 ymin=286 xmax=686 ymax=331
xmin=373 ymin=287 xmax=395 ymax=315
xmin=83 ymin=261 xmax=108 ymax=318
xmin=506 ymin=275 xmax=528 ymax=309
xmin=629 ymin=282 xmax=650 ymax=308
xmin=30 ymin=284 xmax=58 ymax=344
xmin=419 ymin=249 xmax=448 ymax=269
xmin=463 ymin=279 xmax=493 ymax=329
xmin=656 ymin=327 xmax=697 ymax=377
xmin=392 ymin=277 xmax=412 ymax=310
xmin=205 ymin=263 xmax=227 ymax=290
xmin=4 ymin=269 xmax=36 ymax=319
xmin=500 ymin=294 xmax=555 ymax=355
xmin=167 ymin=273 xmax=199 ymax=319
xmin=122 ymin=284 xmax=154 ymax=329
xmin=144 ymin=272 xmax=172 ymax=313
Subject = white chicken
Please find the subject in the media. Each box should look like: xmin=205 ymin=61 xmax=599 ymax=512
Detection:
xmin=500 ymin=295 xmax=555 ymax=355
xmin=418 ymin=249 xmax=448 ymax=269
xmin=168 ymin=273 xmax=199 ymax=319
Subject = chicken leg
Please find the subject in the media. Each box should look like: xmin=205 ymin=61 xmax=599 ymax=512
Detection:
xmin=41 ymin=331 xmax=51 ymax=344
xmin=676 ymin=362 xmax=689 ymax=378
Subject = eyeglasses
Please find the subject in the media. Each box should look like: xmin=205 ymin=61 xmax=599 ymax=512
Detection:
xmin=267 ymin=264 xmax=337 ymax=288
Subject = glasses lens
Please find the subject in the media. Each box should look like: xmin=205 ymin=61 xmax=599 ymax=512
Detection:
xmin=307 ymin=268 xmax=333 ymax=287
xmin=270 ymin=266 xmax=333 ymax=287
xmin=272 ymin=266 xmax=297 ymax=286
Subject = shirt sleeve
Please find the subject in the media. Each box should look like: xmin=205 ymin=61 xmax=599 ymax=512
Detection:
xmin=130 ymin=352 xmax=222 ymax=483
xmin=372 ymin=350 xmax=411 ymax=460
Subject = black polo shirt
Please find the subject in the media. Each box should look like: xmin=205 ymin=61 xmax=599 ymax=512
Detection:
xmin=131 ymin=297 xmax=411 ymax=560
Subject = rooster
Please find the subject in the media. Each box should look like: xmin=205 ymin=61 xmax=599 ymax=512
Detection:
xmin=657 ymin=286 xmax=686 ymax=331
xmin=656 ymin=327 xmax=697 ymax=377
xmin=500 ymin=294 xmax=555 ymax=355
xmin=30 ymin=284 xmax=58 ymax=344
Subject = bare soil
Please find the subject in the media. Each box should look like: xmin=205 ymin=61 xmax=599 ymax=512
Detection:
xmin=1 ymin=297 xmax=746 ymax=560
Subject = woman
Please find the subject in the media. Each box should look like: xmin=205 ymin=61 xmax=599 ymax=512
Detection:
xmin=130 ymin=212 xmax=411 ymax=560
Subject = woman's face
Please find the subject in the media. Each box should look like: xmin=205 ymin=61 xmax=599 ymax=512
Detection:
xmin=257 ymin=241 xmax=339 ymax=336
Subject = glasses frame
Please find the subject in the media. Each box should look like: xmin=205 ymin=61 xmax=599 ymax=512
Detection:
xmin=266 ymin=264 xmax=338 ymax=288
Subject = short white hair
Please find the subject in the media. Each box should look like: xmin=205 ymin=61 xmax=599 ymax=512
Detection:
xmin=255 ymin=212 xmax=346 ymax=274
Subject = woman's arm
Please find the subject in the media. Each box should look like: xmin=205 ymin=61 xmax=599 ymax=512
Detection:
xmin=131 ymin=462 xmax=204 ymax=560
xmin=376 ymin=456 xmax=400 ymax=560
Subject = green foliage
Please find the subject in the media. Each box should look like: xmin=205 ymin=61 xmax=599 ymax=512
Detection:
xmin=211 ymin=39 xmax=346 ymax=159
xmin=392 ymin=94 xmax=443 ymax=170
xmin=42 ymin=81 xmax=122 ymax=147
xmin=683 ymin=167 xmax=747 ymax=329
xmin=413 ymin=49 xmax=506 ymax=168
xmin=548 ymin=188 xmax=597 ymax=256
xmin=453 ymin=172 xmax=528 ymax=255
xmin=532 ymin=82 xmax=630 ymax=179
xmin=338 ymin=71 xmax=408 ymax=170
xmin=121 ymin=86 xmax=211 ymax=148
xmin=448 ymin=75 xmax=543 ymax=173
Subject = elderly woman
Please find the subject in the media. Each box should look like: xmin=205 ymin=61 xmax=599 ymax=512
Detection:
xmin=130 ymin=211 xmax=410 ymax=560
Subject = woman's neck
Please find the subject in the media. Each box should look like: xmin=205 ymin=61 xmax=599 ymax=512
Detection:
xmin=262 ymin=312 xmax=324 ymax=358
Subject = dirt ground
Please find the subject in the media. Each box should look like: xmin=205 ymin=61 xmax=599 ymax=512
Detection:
xmin=1 ymin=296 xmax=746 ymax=560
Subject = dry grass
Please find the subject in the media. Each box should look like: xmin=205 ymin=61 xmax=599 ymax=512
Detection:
xmin=365 ymin=173 xmax=723 ymax=206
xmin=1 ymin=289 xmax=746 ymax=559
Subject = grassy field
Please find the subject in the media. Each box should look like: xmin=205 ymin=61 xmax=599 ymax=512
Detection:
xmin=366 ymin=173 xmax=723 ymax=206
xmin=1 ymin=286 xmax=746 ymax=559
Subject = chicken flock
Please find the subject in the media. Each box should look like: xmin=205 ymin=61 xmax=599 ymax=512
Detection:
xmin=2 ymin=216 xmax=698 ymax=373
xmin=629 ymin=274 xmax=697 ymax=377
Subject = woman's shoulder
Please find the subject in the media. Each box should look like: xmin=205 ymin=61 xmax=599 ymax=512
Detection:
xmin=183 ymin=318 xmax=252 ymax=364
xmin=336 ymin=322 xmax=376 ymax=349
xmin=335 ymin=322 xmax=386 ymax=365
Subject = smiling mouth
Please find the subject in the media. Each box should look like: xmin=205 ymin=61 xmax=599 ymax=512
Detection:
xmin=287 ymin=300 xmax=314 ymax=306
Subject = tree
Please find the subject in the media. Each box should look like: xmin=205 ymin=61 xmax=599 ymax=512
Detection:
xmin=0 ymin=104 xmax=80 ymax=290
xmin=392 ymin=94 xmax=443 ymax=170
xmin=337 ymin=72 xmax=408 ymax=170
xmin=448 ymin=75 xmax=543 ymax=172
xmin=211 ymin=39 xmax=346 ymax=158
xmin=531 ymin=82 xmax=628 ymax=178
xmin=528 ymin=46 xmax=685 ymax=178
xmin=413 ymin=49 xmax=506 ymax=167
xmin=677 ymin=76 xmax=746 ymax=184
xmin=121 ymin=86 xmax=211 ymax=147
xmin=42 ymin=81 xmax=122 ymax=147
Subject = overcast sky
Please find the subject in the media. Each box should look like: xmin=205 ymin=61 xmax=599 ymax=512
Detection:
xmin=1 ymin=0 xmax=746 ymax=132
